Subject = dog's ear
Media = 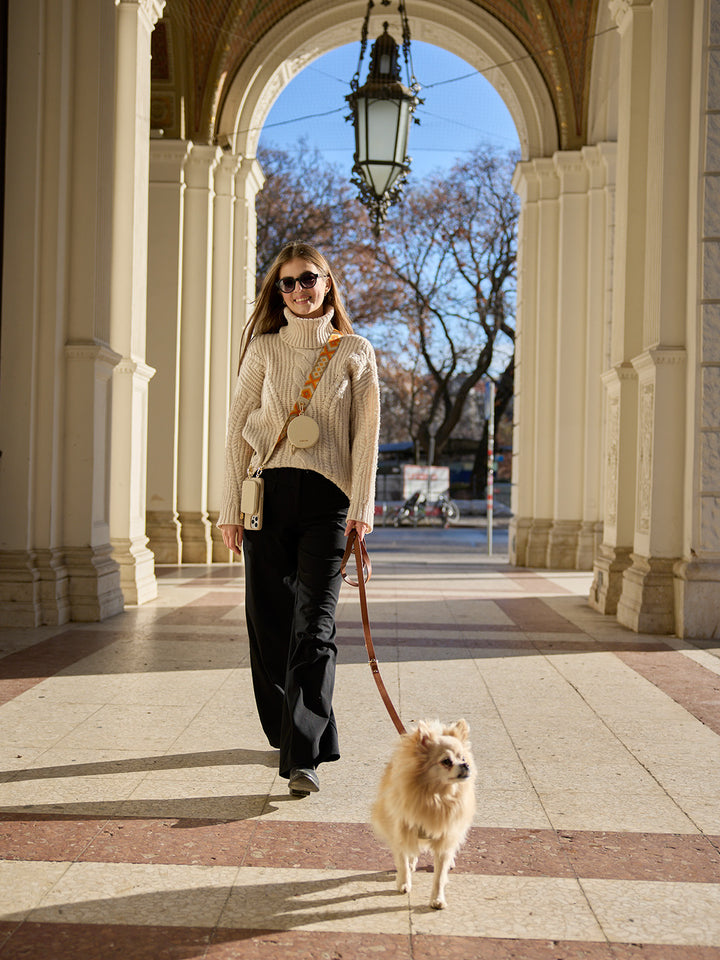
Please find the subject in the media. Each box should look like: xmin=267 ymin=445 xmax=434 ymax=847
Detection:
xmin=414 ymin=720 xmax=431 ymax=745
xmin=446 ymin=719 xmax=470 ymax=742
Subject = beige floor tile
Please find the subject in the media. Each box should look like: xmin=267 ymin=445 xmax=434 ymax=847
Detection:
xmin=54 ymin=703 xmax=202 ymax=752
xmin=408 ymin=873 xmax=604 ymax=941
xmin=0 ymin=860 xmax=71 ymax=920
xmin=0 ymin=772 xmax=145 ymax=813
xmin=218 ymin=866 xmax=411 ymax=933
xmin=0 ymin=702 xmax=103 ymax=749
xmin=473 ymin=788 xmax=554 ymax=830
xmin=27 ymin=861 xmax=239 ymax=927
xmin=537 ymin=787 xmax=697 ymax=833
xmin=667 ymin=795 xmax=720 ymax=834
xmin=581 ymin=878 xmax=720 ymax=945
xmin=107 ymin=671 xmax=234 ymax=707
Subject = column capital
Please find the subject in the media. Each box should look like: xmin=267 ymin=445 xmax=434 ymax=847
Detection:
xmin=214 ymin=152 xmax=243 ymax=197
xmin=532 ymin=157 xmax=560 ymax=200
xmin=609 ymin=0 xmax=652 ymax=33
xmin=149 ymin=139 xmax=191 ymax=182
xmin=185 ymin=144 xmax=223 ymax=189
xmin=236 ymin=156 xmax=265 ymax=199
xmin=553 ymin=149 xmax=589 ymax=193
xmin=511 ymin=160 xmax=541 ymax=203
xmin=116 ymin=0 xmax=166 ymax=30
xmin=601 ymin=360 xmax=638 ymax=387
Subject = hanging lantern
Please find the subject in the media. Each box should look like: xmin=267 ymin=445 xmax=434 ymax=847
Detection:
xmin=346 ymin=1 xmax=421 ymax=235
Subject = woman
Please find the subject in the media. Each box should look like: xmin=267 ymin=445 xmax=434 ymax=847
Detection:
xmin=219 ymin=242 xmax=380 ymax=797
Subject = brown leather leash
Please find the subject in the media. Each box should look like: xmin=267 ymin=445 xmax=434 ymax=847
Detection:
xmin=341 ymin=530 xmax=406 ymax=736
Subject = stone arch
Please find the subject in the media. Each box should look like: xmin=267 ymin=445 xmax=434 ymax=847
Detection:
xmin=215 ymin=0 xmax=558 ymax=162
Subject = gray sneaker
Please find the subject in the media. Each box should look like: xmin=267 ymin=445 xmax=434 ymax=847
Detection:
xmin=288 ymin=767 xmax=320 ymax=795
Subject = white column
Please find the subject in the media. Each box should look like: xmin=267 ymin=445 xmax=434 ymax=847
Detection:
xmin=525 ymin=159 xmax=560 ymax=567
xmin=617 ymin=0 xmax=693 ymax=633
xmin=177 ymin=144 xmax=221 ymax=562
xmin=146 ymin=139 xmax=190 ymax=563
xmin=0 ymin=0 xmax=128 ymax=624
xmin=590 ymin=0 xmax=652 ymax=613
xmin=577 ymin=143 xmax=616 ymax=568
xmin=509 ymin=162 xmax=540 ymax=566
xmin=231 ymin=157 xmax=265 ymax=373
xmin=108 ymin=0 xmax=165 ymax=604
xmin=547 ymin=152 xmax=589 ymax=568
xmin=208 ymin=152 xmax=242 ymax=561
xmin=674 ymin=0 xmax=720 ymax=638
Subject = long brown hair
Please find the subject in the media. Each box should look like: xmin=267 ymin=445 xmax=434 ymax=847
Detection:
xmin=237 ymin=242 xmax=354 ymax=372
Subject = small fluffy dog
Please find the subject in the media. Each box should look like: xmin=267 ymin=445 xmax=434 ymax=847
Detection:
xmin=371 ymin=719 xmax=476 ymax=909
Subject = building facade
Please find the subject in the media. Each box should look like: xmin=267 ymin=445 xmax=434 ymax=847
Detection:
xmin=1 ymin=0 xmax=719 ymax=639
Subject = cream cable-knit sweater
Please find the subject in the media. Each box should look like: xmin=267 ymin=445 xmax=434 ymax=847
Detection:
xmin=219 ymin=307 xmax=380 ymax=531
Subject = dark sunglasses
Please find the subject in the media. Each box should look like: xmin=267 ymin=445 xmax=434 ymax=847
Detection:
xmin=275 ymin=271 xmax=327 ymax=294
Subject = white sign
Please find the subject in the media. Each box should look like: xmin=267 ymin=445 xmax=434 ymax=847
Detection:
xmin=402 ymin=465 xmax=450 ymax=500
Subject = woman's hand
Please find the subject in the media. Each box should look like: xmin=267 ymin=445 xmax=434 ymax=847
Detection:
xmin=345 ymin=519 xmax=371 ymax=541
xmin=220 ymin=524 xmax=243 ymax=556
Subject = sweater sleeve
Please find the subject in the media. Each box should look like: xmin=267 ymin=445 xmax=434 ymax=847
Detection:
xmin=348 ymin=339 xmax=381 ymax=530
xmin=217 ymin=341 xmax=266 ymax=527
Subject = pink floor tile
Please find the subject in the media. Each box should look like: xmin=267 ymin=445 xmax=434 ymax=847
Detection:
xmin=616 ymin=649 xmax=720 ymax=736
xmin=557 ymin=831 xmax=720 ymax=882
xmin=0 ymin=816 xmax=105 ymax=862
xmin=0 ymin=922 xmax=212 ymax=960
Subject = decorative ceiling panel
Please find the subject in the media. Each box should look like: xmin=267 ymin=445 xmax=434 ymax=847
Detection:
xmin=154 ymin=0 xmax=601 ymax=149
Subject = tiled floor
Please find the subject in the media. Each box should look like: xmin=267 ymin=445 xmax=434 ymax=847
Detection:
xmin=1 ymin=527 xmax=720 ymax=959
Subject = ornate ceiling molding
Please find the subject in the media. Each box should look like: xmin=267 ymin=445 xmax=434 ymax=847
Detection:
xmin=153 ymin=0 xmax=602 ymax=151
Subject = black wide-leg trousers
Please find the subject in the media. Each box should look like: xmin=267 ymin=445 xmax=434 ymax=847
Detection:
xmin=242 ymin=468 xmax=349 ymax=780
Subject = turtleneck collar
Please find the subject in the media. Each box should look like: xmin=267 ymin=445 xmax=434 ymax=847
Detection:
xmin=279 ymin=306 xmax=336 ymax=350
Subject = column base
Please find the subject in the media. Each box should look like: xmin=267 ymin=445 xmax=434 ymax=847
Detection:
xmin=526 ymin=518 xmax=552 ymax=568
xmin=576 ymin=521 xmax=603 ymax=570
xmin=673 ymin=560 xmax=720 ymax=639
xmin=0 ymin=549 xmax=70 ymax=627
xmin=616 ymin=553 xmax=676 ymax=634
xmin=509 ymin=517 xmax=532 ymax=566
xmin=207 ymin=511 xmax=238 ymax=563
xmin=547 ymin=520 xmax=582 ymax=569
xmin=146 ymin=510 xmax=182 ymax=564
xmin=178 ymin=511 xmax=212 ymax=563
xmin=64 ymin=545 xmax=125 ymax=621
xmin=112 ymin=537 xmax=158 ymax=605
xmin=589 ymin=543 xmax=632 ymax=615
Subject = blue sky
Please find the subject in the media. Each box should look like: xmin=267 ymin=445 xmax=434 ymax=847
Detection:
xmin=258 ymin=40 xmax=520 ymax=182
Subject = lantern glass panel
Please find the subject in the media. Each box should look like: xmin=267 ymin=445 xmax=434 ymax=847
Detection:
xmin=355 ymin=95 xmax=411 ymax=197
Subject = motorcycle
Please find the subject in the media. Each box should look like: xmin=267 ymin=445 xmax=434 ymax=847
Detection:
xmin=386 ymin=491 xmax=460 ymax=528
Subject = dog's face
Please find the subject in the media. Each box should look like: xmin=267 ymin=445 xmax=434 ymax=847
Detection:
xmin=414 ymin=719 xmax=475 ymax=791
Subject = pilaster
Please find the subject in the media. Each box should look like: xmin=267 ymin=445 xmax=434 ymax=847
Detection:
xmin=108 ymin=0 xmax=165 ymax=603
xmin=509 ymin=161 xmax=540 ymax=566
xmin=547 ymin=151 xmax=588 ymax=569
xmin=590 ymin=363 xmax=637 ymax=613
xmin=577 ymin=143 xmax=616 ymax=570
xmin=208 ymin=153 xmax=243 ymax=562
xmin=590 ymin=0 xmax=653 ymax=611
xmin=673 ymin=0 xmax=720 ymax=638
xmin=63 ymin=342 xmax=125 ymax=621
xmin=146 ymin=139 xmax=191 ymax=563
xmin=616 ymin=349 xmax=686 ymax=633
xmin=525 ymin=158 xmax=560 ymax=568
xmin=231 ymin=157 xmax=266 ymax=374
xmin=177 ymin=143 xmax=222 ymax=563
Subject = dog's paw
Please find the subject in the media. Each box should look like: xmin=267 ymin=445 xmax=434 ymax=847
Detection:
xmin=430 ymin=897 xmax=446 ymax=910
xmin=397 ymin=880 xmax=411 ymax=894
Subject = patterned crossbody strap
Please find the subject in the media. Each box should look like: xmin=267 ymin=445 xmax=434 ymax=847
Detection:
xmin=275 ymin=331 xmax=343 ymax=445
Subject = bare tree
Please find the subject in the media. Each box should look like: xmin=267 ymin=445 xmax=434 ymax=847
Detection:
xmin=255 ymin=141 xmax=368 ymax=287
xmin=353 ymin=147 xmax=519 ymax=482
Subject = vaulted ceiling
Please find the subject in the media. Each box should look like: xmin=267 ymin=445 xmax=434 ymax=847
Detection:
xmin=151 ymin=0 xmax=600 ymax=151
